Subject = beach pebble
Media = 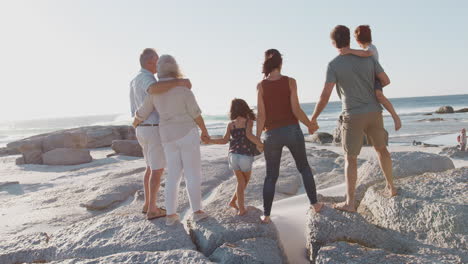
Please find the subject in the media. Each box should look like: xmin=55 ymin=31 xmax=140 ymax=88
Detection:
xmin=42 ymin=148 xmax=92 ymax=166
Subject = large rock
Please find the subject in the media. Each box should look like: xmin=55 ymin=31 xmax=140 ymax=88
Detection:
xmin=360 ymin=168 xmax=468 ymax=250
xmin=355 ymin=151 xmax=454 ymax=203
xmin=316 ymin=241 xmax=461 ymax=264
xmin=435 ymin=106 xmax=454 ymax=114
xmin=209 ymin=237 xmax=285 ymax=264
xmin=440 ymin=146 xmax=468 ymax=158
xmin=455 ymin=107 xmax=468 ymax=113
xmin=49 ymin=250 xmax=212 ymax=264
xmin=0 ymin=147 xmax=20 ymax=156
xmin=307 ymin=132 xmax=333 ymax=144
xmin=17 ymin=139 xmax=43 ymax=164
xmin=79 ymin=168 xmax=145 ymax=210
xmin=83 ymin=126 xmax=122 ymax=148
xmin=0 ymin=202 xmax=197 ymax=263
xmin=111 ymin=140 xmax=143 ymax=157
xmin=42 ymin=148 xmax=92 ymax=166
xmin=306 ymin=167 xmax=467 ymax=263
xmin=42 ymin=132 xmax=88 ymax=153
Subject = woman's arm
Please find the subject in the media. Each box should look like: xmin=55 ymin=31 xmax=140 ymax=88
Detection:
xmin=147 ymin=79 xmax=192 ymax=94
xmin=194 ymin=115 xmax=210 ymax=143
xmin=246 ymin=120 xmax=263 ymax=146
xmin=289 ymin=78 xmax=313 ymax=127
xmin=256 ymin=82 xmax=266 ymax=138
xmin=135 ymin=95 xmax=155 ymax=121
xmin=209 ymin=123 xmax=231 ymax=145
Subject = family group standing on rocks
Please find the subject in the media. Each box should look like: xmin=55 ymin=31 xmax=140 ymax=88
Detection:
xmin=130 ymin=24 xmax=401 ymax=226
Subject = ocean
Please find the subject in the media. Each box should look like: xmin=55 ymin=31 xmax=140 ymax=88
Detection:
xmin=1 ymin=94 xmax=467 ymax=148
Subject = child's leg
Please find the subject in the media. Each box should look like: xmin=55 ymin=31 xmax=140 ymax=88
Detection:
xmin=375 ymin=89 xmax=402 ymax=131
xmin=234 ymin=170 xmax=247 ymax=215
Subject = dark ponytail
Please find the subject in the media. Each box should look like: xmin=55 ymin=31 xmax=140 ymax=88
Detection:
xmin=262 ymin=49 xmax=282 ymax=78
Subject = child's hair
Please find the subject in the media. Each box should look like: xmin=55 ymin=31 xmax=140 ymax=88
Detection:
xmin=262 ymin=49 xmax=282 ymax=78
xmin=230 ymin=98 xmax=256 ymax=121
xmin=354 ymin=25 xmax=372 ymax=44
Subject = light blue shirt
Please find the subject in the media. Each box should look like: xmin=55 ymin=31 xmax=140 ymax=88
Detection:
xmin=129 ymin=68 xmax=160 ymax=124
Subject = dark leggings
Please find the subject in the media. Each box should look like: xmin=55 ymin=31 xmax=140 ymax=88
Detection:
xmin=263 ymin=124 xmax=318 ymax=216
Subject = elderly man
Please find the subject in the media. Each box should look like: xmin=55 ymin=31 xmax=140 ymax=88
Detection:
xmin=310 ymin=25 xmax=397 ymax=212
xmin=129 ymin=48 xmax=191 ymax=220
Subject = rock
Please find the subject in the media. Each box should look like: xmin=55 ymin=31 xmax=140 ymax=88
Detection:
xmin=307 ymin=132 xmax=334 ymax=144
xmin=306 ymin=167 xmax=467 ymax=264
xmin=316 ymin=242 xmax=461 ymax=264
xmin=0 ymin=203 xmax=197 ymax=263
xmin=117 ymin=126 xmax=137 ymax=140
xmin=42 ymin=148 xmax=92 ymax=166
xmin=423 ymin=113 xmax=433 ymax=116
xmin=417 ymin=118 xmax=444 ymax=122
xmin=440 ymin=146 xmax=468 ymax=158
xmin=49 ymin=250 xmax=212 ymax=264
xmin=355 ymin=151 xmax=454 ymax=203
xmin=83 ymin=126 xmax=122 ymax=148
xmin=455 ymin=107 xmax=468 ymax=113
xmin=79 ymin=168 xmax=144 ymax=210
xmin=0 ymin=147 xmax=20 ymax=156
xmin=435 ymin=106 xmax=454 ymax=114
xmin=111 ymin=140 xmax=143 ymax=157
xmin=360 ymin=168 xmax=468 ymax=250
xmin=23 ymin=149 xmax=43 ymax=164
xmin=209 ymin=237 xmax=285 ymax=264
xmin=15 ymin=156 xmax=25 ymax=165
xmin=42 ymin=132 xmax=88 ymax=153
xmin=0 ymin=181 xmax=19 ymax=188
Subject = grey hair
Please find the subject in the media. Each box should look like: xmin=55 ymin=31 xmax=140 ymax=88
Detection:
xmin=157 ymin=55 xmax=183 ymax=79
xmin=139 ymin=48 xmax=158 ymax=68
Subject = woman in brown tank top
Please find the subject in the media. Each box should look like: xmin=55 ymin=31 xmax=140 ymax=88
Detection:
xmin=255 ymin=49 xmax=323 ymax=223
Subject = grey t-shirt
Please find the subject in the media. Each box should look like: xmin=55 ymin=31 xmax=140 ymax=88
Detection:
xmin=326 ymin=55 xmax=384 ymax=115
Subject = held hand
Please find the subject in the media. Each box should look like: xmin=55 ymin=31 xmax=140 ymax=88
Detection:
xmin=200 ymin=131 xmax=210 ymax=144
xmin=184 ymin=79 xmax=192 ymax=89
xmin=339 ymin=47 xmax=351 ymax=55
xmin=308 ymin=119 xmax=319 ymax=134
xmin=132 ymin=118 xmax=141 ymax=128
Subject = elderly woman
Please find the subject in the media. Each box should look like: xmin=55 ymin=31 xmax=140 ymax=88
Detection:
xmin=134 ymin=55 xmax=209 ymax=226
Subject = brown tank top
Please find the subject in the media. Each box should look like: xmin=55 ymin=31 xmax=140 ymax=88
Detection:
xmin=261 ymin=76 xmax=299 ymax=131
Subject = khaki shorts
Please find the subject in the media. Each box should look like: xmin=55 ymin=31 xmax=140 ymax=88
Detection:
xmin=136 ymin=126 xmax=166 ymax=170
xmin=342 ymin=111 xmax=386 ymax=156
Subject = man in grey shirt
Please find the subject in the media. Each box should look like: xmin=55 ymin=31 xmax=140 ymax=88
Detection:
xmin=310 ymin=25 xmax=397 ymax=212
xmin=130 ymin=48 xmax=191 ymax=220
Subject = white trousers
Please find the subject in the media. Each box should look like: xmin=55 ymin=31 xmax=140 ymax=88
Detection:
xmin=163 ymin=128 xmax=202 ymax=215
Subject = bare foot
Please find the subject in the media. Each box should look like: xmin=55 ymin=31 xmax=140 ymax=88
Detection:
xmin=383 ymin=186 xmax=398 ymax=198
xmin=260 ymin=215 xmax=271 ymax=224
xmin=238 ymin=207 xmax=247 ymax=216
xmin=142 ymin=204 xmax=149 ymax=214
xmin=310 ymin=202 xmax=324 ymax=213
xmin=228 ymin=201 xmax=239 ymax=210
xmin=393 ymin=116 xmax=402 ymax=131
xmin=333 ymin=202 xmax=356 ymax=213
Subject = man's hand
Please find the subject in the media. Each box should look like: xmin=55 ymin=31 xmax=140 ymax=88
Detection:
xmin=256 ymin=141 xmax=264 ymax=153
xmin=339 ymin=47 xmax=350 ymax=55
xmin=132 ymin=118 xmax=142 ymax=128
xmin=308 ymin=119 xmax=319 ymax=134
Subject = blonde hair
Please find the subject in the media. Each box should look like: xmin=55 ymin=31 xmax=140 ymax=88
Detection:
xmin=157 ymin=54 xmax=183 ymax=79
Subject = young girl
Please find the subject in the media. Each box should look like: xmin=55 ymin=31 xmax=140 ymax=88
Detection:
xmin=208 ymin=98 xmax=263 ymax=216
xmin=340 ymin=25 xmax=402 ymax=131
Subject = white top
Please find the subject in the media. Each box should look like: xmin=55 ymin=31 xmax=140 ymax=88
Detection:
xmin=365 ymin=43 xmax=380 ymax=62
xmin=136 ymin=77 xmax=202 ymax=143
xmin=129 ymin=68 xmax=159 ymax=124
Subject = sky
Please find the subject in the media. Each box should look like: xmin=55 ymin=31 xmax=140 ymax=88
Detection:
xmin=0 ymin=0 xmax=467 ymax=121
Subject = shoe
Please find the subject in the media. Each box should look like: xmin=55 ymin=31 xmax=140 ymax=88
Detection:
xmin=165 ymin=215 xmax=180 ymax=226
xmin=192 ymin=211 xmax=208 ymax=222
